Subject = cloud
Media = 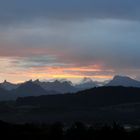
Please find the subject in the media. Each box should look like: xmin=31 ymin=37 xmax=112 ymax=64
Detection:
xmin=0 ymin=0 xmax=140 ymax=26
xmin=0 ymin=18 xmax=140 ymax=70
xmin=0 ymin=0 xmax=140 ymax=82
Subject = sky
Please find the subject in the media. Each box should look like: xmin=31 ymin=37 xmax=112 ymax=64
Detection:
xmin=0 ymin=0 xmax=140 ymax=83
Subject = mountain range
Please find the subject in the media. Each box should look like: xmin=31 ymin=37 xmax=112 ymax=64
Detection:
xmin=0 ymin=75 xmax=140 ymax=100
xmin=34 ymin=79 xmax=77 ymax=93
xmin=0 ymin=76 xmax=140 ymax=123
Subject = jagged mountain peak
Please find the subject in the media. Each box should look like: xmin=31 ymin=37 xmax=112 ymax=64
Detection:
xmin=0 ymin=80 xmax=20 ymax=91
xmin=75 ymin=77 xmax=97 ymax=90
xmin=80 ymin=77 xmax=93 ymax=84
xmin=34 ymin=79 xmax=40 ymax=84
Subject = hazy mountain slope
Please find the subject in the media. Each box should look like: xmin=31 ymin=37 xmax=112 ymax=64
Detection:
xmin=0 ymin=87 xmax=16 ymax=100
xmin=75 ymin=77 xmax=98 ymax=90
xmin=34 ymin=79 xmax=77 ymax=93
xmin=106 ymin=76 xmax=140 ymax=87
xmin=0 ymin=80 xmax=20 ymax=91
xmin=13 ymin=80 xmax=49 ymax=97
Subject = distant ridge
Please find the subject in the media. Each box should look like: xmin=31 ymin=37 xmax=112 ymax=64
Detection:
xmin=14 ymin=80 xmax=53 ymax=97
xmin=0 ymin=86 xmax=15 ymax=100
xmin=0 ymin=80 xmax=20 ymax=91
xmin=0 ymin=76 xmax=140 ymax=100
xmin=3 ymin=86 xmax=140 ymax=123
xmin=105 ymin=75 xmax=140 ymax=87
xmin=75 ymin=77 xmax=98 ymax=90
xmin=34 ymin=79 xmax=77 ymax=93
xmin=17 ymin=86 xmax=140 ymax=110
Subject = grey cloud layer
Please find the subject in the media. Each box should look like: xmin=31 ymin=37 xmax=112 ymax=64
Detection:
xmin=1 ymin=19 xmax=140 ymax=70
xmin=0 ymin=0 xmax=140 ymax=79
xmin=0 ymin=0 xmax=140 ymax=26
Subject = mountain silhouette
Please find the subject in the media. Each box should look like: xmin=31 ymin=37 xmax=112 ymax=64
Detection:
xmin=0 ymin=76 xmax=140 ymax=101
xmin=34 ymin=79 xmax=77 ymax=93
xmin=0 ymin=86 xmax=15 ymax=100
xmin=14 ymin=80 xmax=49 ymax=97
xmin=75 ymin=77 xmax=98 ymax=90
xmin=105 ymin=75 xmax=140 ymax=87
xmin=0 ymin=80 xmax=20 ymax=91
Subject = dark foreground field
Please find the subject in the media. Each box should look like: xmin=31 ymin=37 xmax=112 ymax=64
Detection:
xmin=0 ymin=120 xmax=140 ymax=140
xmin=0 ymin=87 xmax=140 ymax=139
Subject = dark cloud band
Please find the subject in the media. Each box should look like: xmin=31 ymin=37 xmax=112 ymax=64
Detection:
xmin=0 ymin=0 xmax=140 ymax=26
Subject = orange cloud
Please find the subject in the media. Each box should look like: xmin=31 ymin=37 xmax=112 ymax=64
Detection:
xmin=0 ymin=56 xmax=114 ymax=83
xmin=21 ymin=65 xmax=114 ymax=82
